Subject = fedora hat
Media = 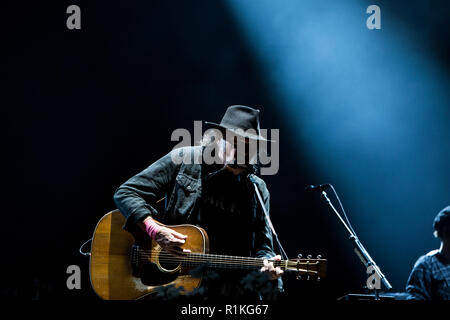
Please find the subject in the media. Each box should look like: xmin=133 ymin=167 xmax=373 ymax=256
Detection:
xmin=204 ymin=105 xmax=274 ymax=142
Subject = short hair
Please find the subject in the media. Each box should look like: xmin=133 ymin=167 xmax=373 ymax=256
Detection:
xmin=433 ymin=205 xmax=450 ymax=239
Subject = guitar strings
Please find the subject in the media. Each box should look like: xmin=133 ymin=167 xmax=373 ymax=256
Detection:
xmin=146 ymin=256 xmax=277 ymax=267
xmin=137 ymin=260 xmax=320 ymax=275
xmin=135 ymin=253 xmax=320 ymax=274
xmin=141 ymin=255 xmax=274 ymax=267
xmin=136 ymin=249 xmax=319 ymax=267
xmin=133 ymin=249 xmax=320 ymax=270
xmin=137 ymin=251 xmax=282 ymax=268
xmin=144 ymin=259 xmax=282 ymax=269
xmin=136 ymin=249 xmax=281 ymax=265
xmin=136 ymin=258 xmax=319 ymax=274
xmin=136 ymin=248 xmax=320 ymax=265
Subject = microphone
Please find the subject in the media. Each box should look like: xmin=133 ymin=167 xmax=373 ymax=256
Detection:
xmin=305 ymin=184 xmax=331 ymax=192
xmin=247 ymin=173 xmax=257 ymax=184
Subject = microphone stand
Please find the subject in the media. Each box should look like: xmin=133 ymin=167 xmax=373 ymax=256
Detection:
xmin=319 ymin=189 xmax=392 ymax=300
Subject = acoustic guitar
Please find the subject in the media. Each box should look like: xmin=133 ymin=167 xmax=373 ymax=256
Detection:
xmin=89 ymin=210 xmax=327 ymax=300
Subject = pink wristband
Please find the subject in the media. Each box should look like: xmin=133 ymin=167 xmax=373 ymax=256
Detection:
xmin=143 ymin=218 xmax=161 ymax=240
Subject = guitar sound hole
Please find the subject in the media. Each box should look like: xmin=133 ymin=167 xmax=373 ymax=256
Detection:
xmin=158 ymin=251 xmax=181 ymax=272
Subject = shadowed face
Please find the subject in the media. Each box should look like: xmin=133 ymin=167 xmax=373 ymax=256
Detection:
xmin=442 ymin=226 xmax=450 ymax=244
xmin=435 ymin=225 xmax=450 ymax=244
xmin=217 ymin=130 xmax=257 ymax=175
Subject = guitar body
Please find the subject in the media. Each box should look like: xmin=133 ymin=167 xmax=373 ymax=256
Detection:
xmin=89 ymin=210 xmax=209 ymax=300
xmin=90 ymin=210 xmax=327 ymax=300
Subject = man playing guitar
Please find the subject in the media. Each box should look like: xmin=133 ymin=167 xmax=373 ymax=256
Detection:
xmin=113 ymin=105 xmax=283 ymax=298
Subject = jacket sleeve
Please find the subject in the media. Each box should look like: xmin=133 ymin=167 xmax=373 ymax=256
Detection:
xmin=113 ymin=149 xmax=181 ymax=231
xmin=405 ymin=257 xmax=432 ymax=300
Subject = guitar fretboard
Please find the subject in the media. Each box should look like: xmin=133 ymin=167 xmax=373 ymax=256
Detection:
xmin=179 ymin=253 xmax=285 ymax=270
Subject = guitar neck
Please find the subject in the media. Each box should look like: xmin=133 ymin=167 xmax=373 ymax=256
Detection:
xmin=180 ymin=252 xmax=286 ymax=271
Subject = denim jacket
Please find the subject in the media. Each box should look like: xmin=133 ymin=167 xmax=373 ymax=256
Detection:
xmin=113 ymin=146 xmax=283 ymax=291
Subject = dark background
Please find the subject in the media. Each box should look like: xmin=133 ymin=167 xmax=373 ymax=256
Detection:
xmin=2 ymin=0 xmax=449 ymax=301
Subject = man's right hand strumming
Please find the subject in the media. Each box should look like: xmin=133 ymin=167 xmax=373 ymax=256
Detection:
xmin=155 ymin=226 xmax=190 ymax=256
xmin=139 ymin=216 xmax=190 ymax=256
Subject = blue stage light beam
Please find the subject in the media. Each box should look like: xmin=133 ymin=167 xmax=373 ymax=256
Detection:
xmin=226 ymin=0 xmax=450 ymax=290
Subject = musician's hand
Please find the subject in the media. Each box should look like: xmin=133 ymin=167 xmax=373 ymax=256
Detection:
xmin=155 ymin=227 xmax=190 ymax=256
xmin=260 ymin=255 xmax=283 ymax=280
